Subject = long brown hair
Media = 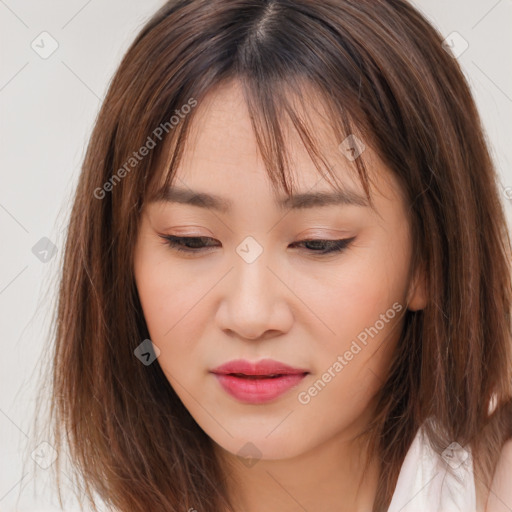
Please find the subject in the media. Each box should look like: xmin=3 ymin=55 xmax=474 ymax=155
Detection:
xmin=27 ymin=0 xmax=512 ymax=510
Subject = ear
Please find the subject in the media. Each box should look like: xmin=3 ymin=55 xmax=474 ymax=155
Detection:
xmin=406 ymin=263 xmax=428 ymax=311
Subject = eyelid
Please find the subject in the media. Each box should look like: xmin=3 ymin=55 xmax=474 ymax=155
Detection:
xmin=158 ymin=234 xmax=356 ymax=256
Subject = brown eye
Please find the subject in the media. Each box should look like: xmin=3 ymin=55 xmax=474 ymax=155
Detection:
xmin=159 ymin=235 xmax=219 ymax=253
xmin=289 ymin=237 xmax=356 ymax=255
xmin=159 ymin=235 xmax=356 ymax=256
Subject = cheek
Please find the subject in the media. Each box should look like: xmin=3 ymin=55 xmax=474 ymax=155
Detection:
xmin=135 ymin=240 xmax=199 ymax=335
xmin=293 ymin=285 xmax=405 ymax=446
xmin=293 ymin=235 xmax=409 ymax=394
xmin=135 ymin=268 xmax=204 ymax=391
xmin=134 ymin=244 xmax=203 ymax=362
xmin=299 ymin=251 xmax=407 ymax=346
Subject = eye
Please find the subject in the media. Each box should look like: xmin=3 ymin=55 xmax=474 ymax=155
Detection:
xmin=290 ymin=237 xmax=356 ymax=255
xmin=159 ymin=235 xmax=220 ymax=253
xmin=159 ymin=235 xmax=356 ymax=255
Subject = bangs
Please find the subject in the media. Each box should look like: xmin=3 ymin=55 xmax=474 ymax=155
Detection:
xmin=144 ymin=74 xmax=378 ymax=212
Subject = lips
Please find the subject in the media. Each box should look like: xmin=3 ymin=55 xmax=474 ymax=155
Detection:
xmin=210 ymin=358 xmax=309 ymax=403
xmin=211 ymin=358 xmax=309 ymax=377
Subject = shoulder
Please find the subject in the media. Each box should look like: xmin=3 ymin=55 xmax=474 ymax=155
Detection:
xmin=484 ymin=439 xmax=512 ymax=512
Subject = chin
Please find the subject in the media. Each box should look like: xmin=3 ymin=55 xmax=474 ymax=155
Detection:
xmin=208 ymin=426 xmax=307 ymax=463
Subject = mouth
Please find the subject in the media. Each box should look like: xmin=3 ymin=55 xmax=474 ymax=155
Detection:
xmin=211 ymin=358 xmax=309 ymax=377
xmin=225 ymin=373 xmax=295 ymax=379
xmin=210 ymin=359 xmax=309 ymax=403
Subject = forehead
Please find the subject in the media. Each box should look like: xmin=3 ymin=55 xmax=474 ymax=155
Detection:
xmin=181 ymin=80 xmax=347 ymax=173
xmin=149 ymin=79 xmax=404 ymax=213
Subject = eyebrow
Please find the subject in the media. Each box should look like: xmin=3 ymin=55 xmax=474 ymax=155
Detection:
xmin=149 ymin=186 xmax=370 ymax=213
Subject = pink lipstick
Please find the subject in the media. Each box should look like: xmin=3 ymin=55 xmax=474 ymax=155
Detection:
xmin=210 ymin=358 xmax=309 ymax=404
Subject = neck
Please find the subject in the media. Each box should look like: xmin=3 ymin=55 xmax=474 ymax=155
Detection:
xmin=216 ymin=421 xmax=380 ymax=512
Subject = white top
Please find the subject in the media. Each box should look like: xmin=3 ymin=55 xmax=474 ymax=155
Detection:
xmin=387 ymin=425 xmax=476 ymax=512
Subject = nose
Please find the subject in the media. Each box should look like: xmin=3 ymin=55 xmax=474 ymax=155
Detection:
xmin=214 ymin=248 xmax=294 ymax=341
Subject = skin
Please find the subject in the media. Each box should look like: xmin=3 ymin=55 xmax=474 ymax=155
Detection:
xmin=484 ymin=439 xmax=512 ymax=512
xmin=133 ymin=79 xmax=428 ymax=511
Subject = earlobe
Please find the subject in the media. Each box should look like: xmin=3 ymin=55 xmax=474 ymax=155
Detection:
xmin=406 ymin=264 xmax=428 ymax=312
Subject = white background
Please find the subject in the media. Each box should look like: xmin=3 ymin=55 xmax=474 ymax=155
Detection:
xmin=1 ymin=1 xmax=511 ymax=510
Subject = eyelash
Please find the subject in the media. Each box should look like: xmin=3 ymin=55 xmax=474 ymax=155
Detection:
xmin=158 ymin=235 xmax=356 ymax=256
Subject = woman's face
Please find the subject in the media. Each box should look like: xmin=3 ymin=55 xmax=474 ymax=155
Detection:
xmin=133 ymin=80 xmax=426 ymax=461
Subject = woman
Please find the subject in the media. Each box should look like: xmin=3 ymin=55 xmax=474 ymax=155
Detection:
xmin=31 ymin=0 xmax=512 ymax=510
